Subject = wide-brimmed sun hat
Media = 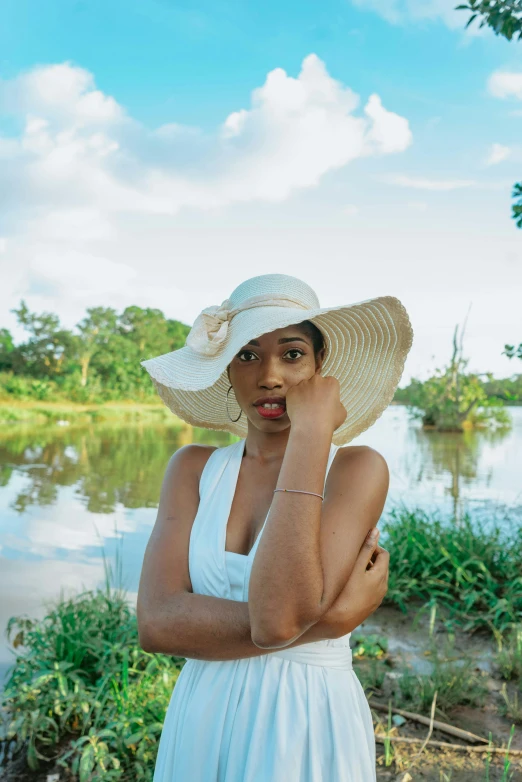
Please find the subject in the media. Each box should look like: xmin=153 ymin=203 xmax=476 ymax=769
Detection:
xmin=140 ymin=273 xmax=414 ymax=445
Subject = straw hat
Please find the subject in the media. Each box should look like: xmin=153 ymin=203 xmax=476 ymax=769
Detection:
xmin=140 ymin=273 xmax=413 ymax=445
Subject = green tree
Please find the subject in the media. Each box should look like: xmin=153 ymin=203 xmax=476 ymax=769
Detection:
xmin=75 ymin=307 xmax=118 ymax=388
xmin=10 ymin=301 xmax=76 ymax=378
xmin=457 ymin=0 xmax=522 ymax=40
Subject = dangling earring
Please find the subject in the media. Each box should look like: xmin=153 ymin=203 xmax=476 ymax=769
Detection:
xmin=226 ymin=385 xmax=242 ymax=422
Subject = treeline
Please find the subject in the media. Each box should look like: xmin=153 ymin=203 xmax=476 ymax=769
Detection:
xmin=0 ymin=301 xmax=190 ymax=403
xmin=0 ymin=300 xmax=521 ymax=409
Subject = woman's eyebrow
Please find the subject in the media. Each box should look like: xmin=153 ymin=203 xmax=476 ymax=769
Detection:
xmin=246 ymin=336 xmax=309 ymax=346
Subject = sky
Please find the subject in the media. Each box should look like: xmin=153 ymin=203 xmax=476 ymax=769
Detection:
xmin=0 ymin=0 xmax=521 ymax=384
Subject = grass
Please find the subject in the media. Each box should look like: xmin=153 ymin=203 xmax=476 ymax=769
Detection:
xmin=0 ymin=551 xmax=184 ymax=780
xmin=381 ymin=507 xmax=522 ymax=634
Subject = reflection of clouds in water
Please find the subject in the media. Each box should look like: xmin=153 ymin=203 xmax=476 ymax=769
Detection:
xmin=1 ymin=485 xmax=151 ymax=559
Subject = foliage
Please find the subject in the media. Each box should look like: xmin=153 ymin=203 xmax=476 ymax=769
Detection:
xmin=512 ymin=180 xmax=522 ymax=228
xmin=396 ymin=652 xmax=488 ymax=716
xmin=351 ymin=633 xmax=388 ymax=659
xmin=382 ymin=506 xmax=522 ymax=633
xmin=0 ymin=301 xmax=190 ymax=404
xmin=496 ymin=625 xmax=522 ymax=680
xmin=1 ymin=583 xmax=183 ymax=779
xmin=398 ymin=323 xmax=512 ymax=430
xmin=456 ymin=0 xmax=522 ymax=41
xmin=503 ymin=342 xmax=522 ymax=362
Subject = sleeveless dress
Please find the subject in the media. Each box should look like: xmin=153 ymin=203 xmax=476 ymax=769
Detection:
xmin=153 ymin=438 xmax=376 ymax=781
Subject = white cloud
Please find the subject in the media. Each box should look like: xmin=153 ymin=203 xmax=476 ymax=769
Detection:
xmin=0 ymin=55 xmax=412 ymax=222
xmin=0 ymin=54 xmax=412 ymax=339
xmin=343 ymin=204 xmax=360 ymax=216
xmin=378 ymin=173 xmax=476 ymax=190
xmin=350 ymin=0 xmax=489 ymax=34
xmin=487 ymin=71 xmax=522 ymax=100
xmin=485 ymin=142 xmax=512 ymax=166
xmin=408 ymin=201 xmax=428 ymax=211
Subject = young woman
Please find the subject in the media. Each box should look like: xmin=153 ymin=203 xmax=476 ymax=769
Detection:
xmin=137 ymin=273 xmax=414 ymax=781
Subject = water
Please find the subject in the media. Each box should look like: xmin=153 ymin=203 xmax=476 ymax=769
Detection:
xmin=0 ymin=405 xmax=521 ymax=689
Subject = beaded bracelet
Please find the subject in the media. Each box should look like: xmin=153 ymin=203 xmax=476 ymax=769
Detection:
xmin=274 ymin=488 xmax=324 ymax=501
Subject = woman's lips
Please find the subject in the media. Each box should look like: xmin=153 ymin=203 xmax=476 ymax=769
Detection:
xmin=255 ymin=404 xmax=286 ymax=419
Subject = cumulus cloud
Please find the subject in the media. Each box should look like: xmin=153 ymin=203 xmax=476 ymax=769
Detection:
xmin=0 ymin=54 xmax=412 ymax=222
xmin=487 ymin=70 xmax=522 ymax=100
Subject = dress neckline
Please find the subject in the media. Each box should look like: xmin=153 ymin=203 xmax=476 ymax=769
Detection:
xmin=222 ymin=439 xmax=270 ymax=560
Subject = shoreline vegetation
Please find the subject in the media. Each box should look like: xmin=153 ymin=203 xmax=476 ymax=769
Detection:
xmin=1 ymin=508 xmax=521 ymax=780
xmin=0 ymin=400 xmax=182 ymax=427
xmin=0 ymin=300 xmax=521 ymax=434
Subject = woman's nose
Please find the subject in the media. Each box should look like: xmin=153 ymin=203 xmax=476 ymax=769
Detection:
xmin=257 ymin=357 xmax=283 ymax=388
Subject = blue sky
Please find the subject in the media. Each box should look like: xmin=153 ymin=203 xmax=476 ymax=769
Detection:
xmin=0 ymin=0 xmax=521 ymax=383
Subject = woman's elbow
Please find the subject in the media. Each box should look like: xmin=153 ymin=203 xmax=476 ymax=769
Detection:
xmin=250 ymin=618 xmax=305 ymax=649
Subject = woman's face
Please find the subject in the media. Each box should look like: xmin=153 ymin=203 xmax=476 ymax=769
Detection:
xmin=227 ymin=324 xmax=325 ymax=432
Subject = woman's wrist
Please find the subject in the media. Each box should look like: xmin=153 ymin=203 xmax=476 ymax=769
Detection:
xmin=288 ymin=418 xmax=335 ymax=442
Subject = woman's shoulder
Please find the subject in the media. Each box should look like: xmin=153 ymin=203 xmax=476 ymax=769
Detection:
xmin=333 ymin=444 xmax=387 ymax=469
xmin=172 ymin=439 xmax=239 ymax=482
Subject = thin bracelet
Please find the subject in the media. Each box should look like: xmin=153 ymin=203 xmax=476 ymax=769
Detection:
xmin=274 ymin=488 xmax=324 ymax=501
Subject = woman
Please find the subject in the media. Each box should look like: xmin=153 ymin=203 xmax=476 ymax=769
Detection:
xmin=137 ymin=273 xmax=414 ymax=781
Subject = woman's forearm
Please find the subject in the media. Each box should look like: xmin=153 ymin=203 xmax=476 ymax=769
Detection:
xmin=248 ymin=422 xmax=333 ymax=643
xmin=142 ymin=591 xmax=338 ymax=661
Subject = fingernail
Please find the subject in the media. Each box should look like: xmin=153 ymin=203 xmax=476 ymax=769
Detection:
xmin=367 ymin=528 xmax=378 ymax=542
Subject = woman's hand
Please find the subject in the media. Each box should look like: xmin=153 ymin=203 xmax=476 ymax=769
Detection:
xmin=321 ymin=529 xmax=389 ymax=637
xmin=285 ymin=374 xmax=347 ymax=433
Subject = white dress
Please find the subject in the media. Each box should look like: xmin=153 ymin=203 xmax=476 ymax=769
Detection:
xmin=153 ymin=438 xmax=376 ymax=781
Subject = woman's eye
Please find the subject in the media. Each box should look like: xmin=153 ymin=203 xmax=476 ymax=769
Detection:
xmin=238 ymin=350 xmax=257 ymax=361
xmin=285 ymin=349 xmax=304 ymax=360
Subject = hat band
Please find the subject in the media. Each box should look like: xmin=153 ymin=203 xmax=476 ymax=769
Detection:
xmin=186 ymin=292 xmax=309 ymax=357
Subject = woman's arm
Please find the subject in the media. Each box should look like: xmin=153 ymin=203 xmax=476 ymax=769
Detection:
xmin=248 ymin=375 xmax=389 ymax=648
xmin=140 ymin=592 xmax=337 ymax=661
xmin=140 ymin=530 xmax=388 ymax=661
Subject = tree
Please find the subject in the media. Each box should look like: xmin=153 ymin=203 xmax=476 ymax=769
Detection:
xmin=457 ymin=0 xmax=522 ymax=40
xmin=76 ymin=308 xmax=119 ymax=387
xmin=404 ymin=320 xmax=510 ymax=431
xmin=10 ymin=301 xmax=76 ymax=378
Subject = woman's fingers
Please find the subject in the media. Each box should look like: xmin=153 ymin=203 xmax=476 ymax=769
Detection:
xmin=356 ymin=527 xmax=380 ymax=573
xmin=367 ymin=546 xmax=389 ymax=580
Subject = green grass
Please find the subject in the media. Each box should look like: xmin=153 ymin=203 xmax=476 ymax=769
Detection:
xmin=381 ymin=507 xmax=522 ymax=634
xmin=0 ymin=556 xmax=184 ymax=780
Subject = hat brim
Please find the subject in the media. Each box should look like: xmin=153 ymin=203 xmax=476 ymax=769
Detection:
xmin=140 ymin=295 xmax=413 ymax=446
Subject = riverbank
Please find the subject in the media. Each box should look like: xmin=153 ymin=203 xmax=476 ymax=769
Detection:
xmin=0 ymin=401 xmax=180 ymax=427
xmin=1 ymin=508 xmax=521 ymax=780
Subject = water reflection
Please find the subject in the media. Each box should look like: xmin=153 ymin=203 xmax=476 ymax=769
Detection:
xmin=0 ymin=421 xmax=234 ymax=515
xmin=0 ymin=406 xmax=520 ymax=688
